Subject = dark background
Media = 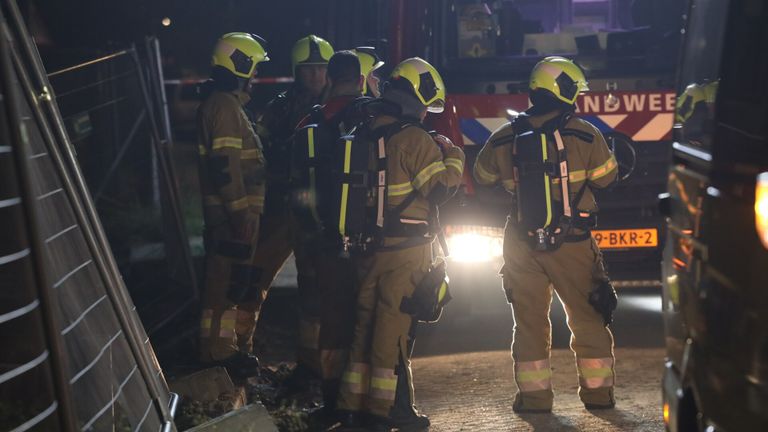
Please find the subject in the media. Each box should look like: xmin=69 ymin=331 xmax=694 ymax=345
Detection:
xmin=27 ymin=0 xmax=387 ymax=78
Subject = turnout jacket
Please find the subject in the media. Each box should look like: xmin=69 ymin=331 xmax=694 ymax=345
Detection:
xmin=197 ymin=89 xmax=266 ymax=227
xmin=374 ymin=115 xmax=466 ymax=222
xmin=474 ymin=110 xmax=617 ymax=213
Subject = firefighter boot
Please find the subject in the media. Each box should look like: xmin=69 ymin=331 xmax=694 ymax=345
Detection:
xmin=513 ymin=393 xmax=553 ymax=414
xmin=309 ymin=376 xmax=344 ymax=432
xmin=585 ymin=400 xmax=616 ymax=410
xmin=322 ymin=379 xmax=341 ymax=411
xmin=307 ymin=401 xmax=343 ymax=431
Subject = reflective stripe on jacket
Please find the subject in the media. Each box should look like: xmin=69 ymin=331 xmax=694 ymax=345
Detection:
xmin=374 ymin=116 xmax=466 ymax=221
xmin=197 ymin=90 xmax=266 ymax=226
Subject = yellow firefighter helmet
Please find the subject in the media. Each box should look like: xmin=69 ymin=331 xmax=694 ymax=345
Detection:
xmin=291 ymin=35 xmax=334 ymax=74
xmin=389 ymin=57 xmax=446 ymax=113
xmin=352 ymin=47 xmax=385 ymax=95
xmin=529 ymin=56 xmax=589 ymax=105
xmin=675 ymin=83 xmax=706 ymax=123
xmin=212 ymin=32 xmax=269 ymax=79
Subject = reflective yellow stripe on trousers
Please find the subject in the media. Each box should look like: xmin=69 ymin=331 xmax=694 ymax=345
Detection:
xmin=515 ymin=359 xmax=552 ymax=392
xmin=341 ymin=362 xmax=370 ymax=395
xmin=200 ymin=309 xmax=213 ymax=337
xmin=577 ymin=357 xmax=614 ymax=388
xmin=370 ymin=367 xmax=397 ymax=401
xmin=219 ymin=310 xmax=237 ymax=338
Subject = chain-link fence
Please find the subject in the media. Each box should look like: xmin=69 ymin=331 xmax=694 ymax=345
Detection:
xmin=0 ymin=0 xmax=177 ymax=430
xmin=46 ymin=39 xmax=199 ymax=345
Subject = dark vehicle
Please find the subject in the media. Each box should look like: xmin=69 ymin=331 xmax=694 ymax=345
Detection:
xmin=660 ymin=0 xmax=768 ymax=430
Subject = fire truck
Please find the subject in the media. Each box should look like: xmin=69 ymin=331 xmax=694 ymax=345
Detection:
xmin=330 ymin=0 xmax=682 ymax=286
xmin=185 ymin=0 xmax=682 ymax=287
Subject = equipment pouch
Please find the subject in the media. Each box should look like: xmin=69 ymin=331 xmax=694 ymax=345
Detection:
xmin=588 ymin=276 xmax=618 ymax=326
xmin=587 ymin=242 xmax=618 ymax=326
xmin=400 ymin=262 xmax=452 ymax=323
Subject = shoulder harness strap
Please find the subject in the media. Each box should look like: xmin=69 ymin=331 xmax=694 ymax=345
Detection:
xmin=308 ymin=104 xmax=325 ymax=125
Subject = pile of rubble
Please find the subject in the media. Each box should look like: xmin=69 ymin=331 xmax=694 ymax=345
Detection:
xmin=171 ymin=362 xmax=333 ymax=432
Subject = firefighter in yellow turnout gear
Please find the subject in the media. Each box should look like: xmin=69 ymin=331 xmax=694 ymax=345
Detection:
xmin=292 ymin=50 xmax=381 ymax=414
xmin=474 ymin=56 xmax=618 ymax=411
xmin=337 ymin=58 xmax=464 ymax=431
xmin=243 ymin=35 xmax=334 ymax=371
xmin=197 ymin=33 xmax=269 ymax=376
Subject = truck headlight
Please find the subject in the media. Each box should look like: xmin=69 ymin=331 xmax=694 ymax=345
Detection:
xmin=756 ymin=172 xmax=768 ymax=249
xmin=445 ymin=225 xmax=503 ymax=263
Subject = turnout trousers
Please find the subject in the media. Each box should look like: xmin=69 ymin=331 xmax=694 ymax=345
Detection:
xmin=235 ymin=209 xmax=294 ymax=355
xmin=199 ymin=220 xmax=260 ymax=362
xmin=241 ymin=207 xmax=341 ymax=378
xmin=501 ymin=221 xmax=615 ymax=410
xmin=297 ymin=249 xmax=358 ymax=408
xmin=338 ymin=240 xmax=432 ymax=417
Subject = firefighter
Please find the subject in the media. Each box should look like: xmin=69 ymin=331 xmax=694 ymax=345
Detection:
xmin=675 ymin=80 xmax=719 ymax=146
xmin=337 ymin=58 xmax=465 ymax=431
xmin=197 ymin=32 xmax=269 ymax=377
xmin=473 ymin=56 xmax=618 ymax=412
xmin=243 ymin=35 xmax=334 ymax=369
xmin=292 ymin=50 xmax=375 ymax=416
xmin=352 ymin=46 xmax=385 ymax=97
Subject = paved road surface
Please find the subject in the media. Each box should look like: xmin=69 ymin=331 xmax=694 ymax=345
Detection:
xmin=411 ymin=349 xmax=665 ymax=432
xmin=413 ymin=259 xmax=664 ymax=357
xmin=261 ymin=256 xmax=667 ymax=431
xmin=406 ymin=259 xmax=665 ymax=431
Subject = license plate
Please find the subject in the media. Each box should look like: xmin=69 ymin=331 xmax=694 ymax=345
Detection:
xmin=592 ymin=228 xmax=658 ymax=249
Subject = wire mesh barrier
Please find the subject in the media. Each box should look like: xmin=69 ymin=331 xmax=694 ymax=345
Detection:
xmin=0 ymin=0 xmax=177 ymax=430
xmin=44 ymin=33 xmax=198 ymax=348
xmin=0 ymin=151 xmax=63 ymax=430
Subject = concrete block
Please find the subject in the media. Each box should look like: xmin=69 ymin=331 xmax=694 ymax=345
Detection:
xmin=169 ymin=367 xmax=246 ymax=410
xmin=169 ymin=367 xmax=233 ymax=401
xmin=185 ymin=403 xmax=278 ymax=432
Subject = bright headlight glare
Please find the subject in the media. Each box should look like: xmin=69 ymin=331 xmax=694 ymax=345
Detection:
xmin=445 ymin=225 xmax=503 ymax=262
xmin=756 ymin=172 xmax=768 ymax=249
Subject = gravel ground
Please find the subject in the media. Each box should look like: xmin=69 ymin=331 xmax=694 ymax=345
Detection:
xmin=411 ymin=348 xmax=665 ymax=432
